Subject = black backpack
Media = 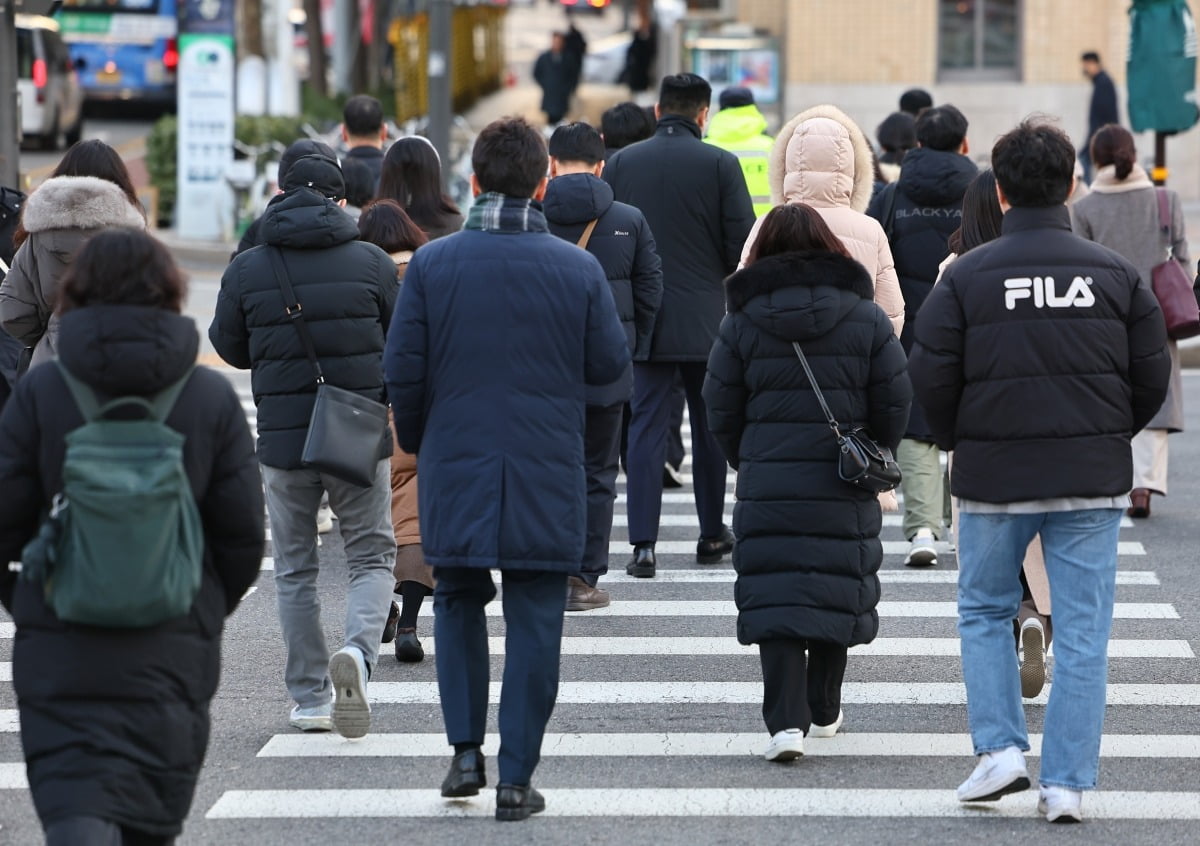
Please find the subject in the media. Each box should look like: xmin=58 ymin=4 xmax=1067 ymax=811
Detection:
xmin=0 ymin=186 xmax=25 ymax=273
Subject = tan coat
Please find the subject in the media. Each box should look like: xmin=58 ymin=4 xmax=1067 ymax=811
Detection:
xmin=740 ymin=105 xmax=905 ymax=338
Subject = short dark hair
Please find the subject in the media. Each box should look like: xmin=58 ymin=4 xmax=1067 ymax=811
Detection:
xmin=947 ymin=169 xmax=1003 ymax=255
xmin=746 ymin=203 xmax=850 ymax=265
xmin=1081 ymin=51 xmax=1101 ymax=64
xmin=876 ymin=112 xmax=916 ymax=158
xmin=658 ymin=73 xmax=712 ymax=120
xmin=899 ymin=88 xmax=933 ymax=116
xmin=58 ymin=229 xmax=186 ymax=315
xmin=471 ymin=117 xmax=548 ymax=198
xmin=548 ymin=122 xmax=606 ymax=165
xmin=916 ymin=104 xmax=968 ymax=152
xmin=343 ymin=95 xmax=384 ymax=138
xmin=601 ymin=102 xmax=656 ymax=151
xmin=341 ymin=158 xmax=376 ymax=208
xmin=991 ymin=118 xmax=1075 ymax=208
xmin=358 ymin=199 xmax=429 ymax=254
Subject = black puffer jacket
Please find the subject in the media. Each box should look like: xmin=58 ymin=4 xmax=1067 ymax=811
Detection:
xmin=0 ymin=305 xmax=263 ymax=837
xmin=603 ymin=115 xmax=756 ymax=361
xmin=703 ymin=252 xmax=911 ymax=647
xmin=544 ymin=172 xmax=663 ymax=405
xmin=210 ymin=188 xmax=399 ymax=468
xmin=910 ymin=206 xmax=1171 ymax=503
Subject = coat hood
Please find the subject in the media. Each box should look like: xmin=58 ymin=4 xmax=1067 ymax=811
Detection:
xmin=896 ymin=147 xmax=978 ymax=207
xmin=21 ymin=176 xmax=145 ymax=234
xmin=542 ymin=172 xmax=615 ymax=226
xmin=706 ymin=105 xmax=770 ymax=145
xmin=57 ymin=305 xmax=199 ymax=396
xmin=259 ymin=188 xmax=361 ymax=249
xmin=725 ymin=250 xmax=874 ymax=341
xmin=770 ymin=105 xmax=875 ymax=212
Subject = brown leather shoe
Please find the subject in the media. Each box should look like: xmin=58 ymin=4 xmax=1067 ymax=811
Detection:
xmin=565 ymin=576 xmax=611 ymax=611
xmin=1128 ymin=488 xmax=1151 ymax=519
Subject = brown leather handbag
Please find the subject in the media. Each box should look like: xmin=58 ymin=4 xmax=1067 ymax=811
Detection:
xmin=1151 ymin=188 xmax=1200 ymax=340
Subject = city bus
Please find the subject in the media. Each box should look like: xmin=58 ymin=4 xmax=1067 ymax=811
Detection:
xmin=56 ymin=0 xmax=178 ymax=106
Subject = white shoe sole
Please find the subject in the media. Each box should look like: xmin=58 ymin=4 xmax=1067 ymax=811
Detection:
xmin=764 ymin=743 xmax=805 ymax=762
xmin=905 ymin=545 xmax=938 ymax=568
xmin=1038 ymin=798 xmax=1083 ymax=823
xmin=329 ymin=652 xmax=371 ymax=739
xmin=809 ymin=710 xmax=844 ymax=738
xmin=289 ymin=715 xmax=333 ymax=732
xmin=957 ymin=770 xmax=1031 ymax=802
xmin=1020 ymin=624 xmax=1046 ymax=699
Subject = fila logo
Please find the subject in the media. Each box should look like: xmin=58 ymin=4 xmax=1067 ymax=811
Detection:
xmin=1004 ymin=276 xmax=1096 ymax=310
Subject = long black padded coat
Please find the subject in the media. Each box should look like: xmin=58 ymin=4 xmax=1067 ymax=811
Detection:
xmin=0 ymin=305 xmax=264 ymax=837
xmin=703 ymin=251 xmax=911 ymax=647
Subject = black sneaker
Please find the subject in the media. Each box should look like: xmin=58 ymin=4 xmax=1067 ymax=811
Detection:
xmin=626 ymin=544 xmax=656 ymax=578
xmin=696 ymin=526 xmax=735 ymax=564
xmin=381 ymin=601 xmax=400 ymax=644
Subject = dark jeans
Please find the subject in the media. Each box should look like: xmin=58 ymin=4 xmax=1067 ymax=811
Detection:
xmin=582 ymin=402 xmax=623 ymax=587
xmin=626 ymin=362 xmax=727 ymax=545
xmin=758 ymin=639 xmax=848 ymax=735
xmin=433 ymin=567 xmax=567 ymax=786
xmin=45 ymin=817 xmax=173 ymax=846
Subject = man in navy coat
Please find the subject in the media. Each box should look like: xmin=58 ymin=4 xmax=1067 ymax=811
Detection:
xmin=384 ymin=117 xmax=629 ymax=822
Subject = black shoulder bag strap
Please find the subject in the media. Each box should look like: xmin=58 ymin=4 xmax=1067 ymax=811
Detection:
xmin=880 ymin=182 xmax=898 ymax=242
xmin=791 ymin=341 xmax=843 ymax=438
xmin=266 ymin=247 xmax=324 ymax=386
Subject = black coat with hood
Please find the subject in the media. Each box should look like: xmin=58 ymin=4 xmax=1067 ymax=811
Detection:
xmin=210 ymin=187 xmax=399 ymax=469
xmin=544 ymin=171 xmax=663 ymax=406
xmin=703 ymin=252 xmax=911 ymax=647
xmin=0 ymin=305 xmax=264 ymax=837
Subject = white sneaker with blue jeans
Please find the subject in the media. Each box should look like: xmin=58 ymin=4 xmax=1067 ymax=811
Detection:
xmin=958 ymin=508 xmax=1123 ymax=794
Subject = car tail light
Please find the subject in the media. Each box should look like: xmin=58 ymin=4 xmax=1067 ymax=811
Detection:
xmin=163 ymin=37 xmax=179 ymax=72
xmin=32 ymin=58 xmax=48 ymax=103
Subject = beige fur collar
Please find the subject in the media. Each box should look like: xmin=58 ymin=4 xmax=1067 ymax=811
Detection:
xmin=21 ymin=175 xmax=146 ymax=233
xmin=1088 ymin=164 xmax=1155 ymax=194
xmin=769 ymin=104 xmax=875 ymax=213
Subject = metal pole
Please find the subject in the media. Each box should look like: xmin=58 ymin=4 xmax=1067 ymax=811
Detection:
xmin=0 ymin=0 xmax=21 ymax=189
xmin=1152 ymin=131 xmax=1168 ymax=186
xmin=428 ymin=0 xmax=452 ymax=192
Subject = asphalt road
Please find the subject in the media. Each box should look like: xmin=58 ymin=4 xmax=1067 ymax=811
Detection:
xmin=18 ymin=117 xmax=157 ymax=188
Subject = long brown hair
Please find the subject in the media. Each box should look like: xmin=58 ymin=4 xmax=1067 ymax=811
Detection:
xmin=58 ymin=229 xmax=186 ymax=315
xmin=746 ymin=203 xmax=850 ymax=265
xmin=357 ymin=199 xmax=429 ymax=254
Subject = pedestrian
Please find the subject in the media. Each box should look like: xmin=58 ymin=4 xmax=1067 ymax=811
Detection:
xmin=601 ymin=101 xmax=656 ymax=159
xmin=910 ymin=119 xmax=1170 ymax=823
xmin=867 ymin=105 xmax=977 ymax=567
xmin=356 ymin=199 xmax=435 ymax=662
xmin=232 ymin=139 xmax=340 ymax=258
xmin=0 ymin=181 xmax=25 ymax=413
xmin=384 ymin=117 xmax=628 ymax=821
xmin=899 ymin=87 xmax=933 ymax=117
xmin=0 ymin=140 xmax=145 ymax=370
xmin=1079 ymin=51 xmax=1119 ymax=182
xmin=0 ymin=229 xmax=264 ymax=845
xmin=534 ymin=32 xmax=576 ymax=126
xmin=1071 ymin=124 xmax=1191 ymax=520
xmin=704 ymin=203 xmax=911 ymax=762
xmin=742 ymin=104 xmax=905 ymax=339
xmin=544 ymin=122 xmax=663 ymax=612
xmin=563 ymin=22 xmax=587 ymax=96
xmin=603 ymin=72 xmax=756 ymax=579
xmin=705 ymin=86 xmax=775 ymax=216
xmin=875 ymin=111 xmax=917 ymax=184
xmin=341 ymin=94 xmax=388 ymax=189
xmin=377 ymin=136 xmax=465 ymax=240
xmin=618 ymin=14 xmax=657 ymax=100
xmin=210 ymin=154 xmax=400 ymax=740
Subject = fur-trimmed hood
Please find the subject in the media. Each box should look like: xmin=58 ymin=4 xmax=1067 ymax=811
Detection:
xmin=769 ymin=105 xmax=875 ymax=213
xmin=725 ymin=250 xmax=874 ymax=341
xmin=21 ymin=175 xmax=145 ymax=233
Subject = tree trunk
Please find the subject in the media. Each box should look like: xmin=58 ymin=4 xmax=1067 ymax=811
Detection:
xmin=304 ymin=0 xmax=328 ymax=96
xmin=241 ymin=0 xmax=265 ymax=58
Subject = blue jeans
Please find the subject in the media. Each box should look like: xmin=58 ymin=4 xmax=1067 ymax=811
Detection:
xmin=958 ymin=508 xmax=1122 ymax=790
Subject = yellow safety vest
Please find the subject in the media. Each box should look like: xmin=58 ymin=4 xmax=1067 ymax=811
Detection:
xmin=705 ymin=105 xmax=776 ymax=217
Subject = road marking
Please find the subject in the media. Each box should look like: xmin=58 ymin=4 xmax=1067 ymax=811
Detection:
xmin=415 ymin=601 xmax=1177 ymax=619
xmin=261 ymin=557 xmax=274 ymax=571
xmin=0 ymin=623 xmax=12 ymax=638
xmin=0 ymin=663 xmax=8 ymax=682
xmin=0 ymin=764 xmax=27 ymax=790
xmin=598 ymin=570 xmax=1160 ymax=586
xmin=206 ymin=788 xmax=1200 ymax=819
xmin=256 ymin=732 xmax=1200 ymax=759
xmin=613 ymin=513 xmax=1135 ymax=529
xmin=363 ymin=681 xmax=1200 ymax=706
xmin=242 ymin=587 xmax=258 ymax=600
xmin=609 ymin=541 xmax=1147 ymax=556
xmin=0 ymin=711 xmax=17 ymax=732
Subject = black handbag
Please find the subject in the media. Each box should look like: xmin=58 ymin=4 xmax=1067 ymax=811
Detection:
xmin=792 ymin=341 xmax=902 ymax=493
xmin=267 ymin=247 xmax=389 ymax=487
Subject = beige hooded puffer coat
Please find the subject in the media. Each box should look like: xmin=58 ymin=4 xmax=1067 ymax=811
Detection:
xmin=740 ymin=105 xmax=905 ymax=337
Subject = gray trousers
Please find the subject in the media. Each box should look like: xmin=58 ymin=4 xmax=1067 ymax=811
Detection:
xmin=261 ymin=460 xmax=396 ymax=708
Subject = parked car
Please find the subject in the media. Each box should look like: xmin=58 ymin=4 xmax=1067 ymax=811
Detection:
xmin=16 ymin=15 xmax=85 ymax=151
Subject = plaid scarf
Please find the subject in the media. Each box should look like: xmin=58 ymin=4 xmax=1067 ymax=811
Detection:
xmin=464 ymin=192 xmax=548 ymax=234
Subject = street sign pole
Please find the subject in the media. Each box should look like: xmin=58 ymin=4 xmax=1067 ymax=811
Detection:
xmin=428 ymin=0 xmax=452 ymax=192
xmin=0 ymin=0 xmax=21 ymax=189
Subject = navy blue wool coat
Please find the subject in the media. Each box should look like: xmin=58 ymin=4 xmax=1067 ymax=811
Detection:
xmin=385 ymin=225 xmax=630 ymax=572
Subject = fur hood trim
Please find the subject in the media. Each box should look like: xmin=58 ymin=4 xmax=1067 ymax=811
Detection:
xmin=878 ymin=161 xmax=901 ymax=184
xmin=725 ymin=250 xmax=874 ymax=312
xmin=22 ymin=176 xmax=145 ymax=234
xmin=769 ymin=104 xmax=875 ymax=213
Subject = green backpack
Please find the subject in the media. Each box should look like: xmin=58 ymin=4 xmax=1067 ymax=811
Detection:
xmin=20 ymin=361 xmax=204 ymax=627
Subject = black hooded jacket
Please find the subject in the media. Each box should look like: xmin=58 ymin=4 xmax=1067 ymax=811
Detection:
xmin=210 ymin=188 xmax=400 ymax=469
xmin=703 ymin=252 xmax=911 ymax=647
xmin=544 ymin=172 xmax=663 ymax=406
xmin=0 ymin=305 xmax=263 ymax=835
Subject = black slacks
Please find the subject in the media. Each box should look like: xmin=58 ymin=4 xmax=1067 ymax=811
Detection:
xmin=758 ymin=639 xmax=848 ymax=735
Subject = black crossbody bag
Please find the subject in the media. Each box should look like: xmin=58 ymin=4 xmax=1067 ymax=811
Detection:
xmin=792 ymin=341 xmax=901 ymax=493
xmin=267 ymin=247 xmax=389 ymax=487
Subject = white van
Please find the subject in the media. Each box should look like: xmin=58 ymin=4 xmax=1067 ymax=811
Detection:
xmin=15 ymin=15 xmax=85 ymax=151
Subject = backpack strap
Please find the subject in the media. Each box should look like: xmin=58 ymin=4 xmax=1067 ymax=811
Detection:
xmin=576 ymin=218 xmax=599 ymax=250
xmin=55 ymin=360 xmax=103 ymax=422
xmin=144 ymin=366 xmax=196 ymax=422
xmin=57 ymin=360 xmax=195 ymax=423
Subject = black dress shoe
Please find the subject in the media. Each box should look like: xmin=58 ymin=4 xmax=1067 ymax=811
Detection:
xmin=394 ymin=628 xmax=424 ymax=662
xmin=696 ymin=526 xmax=735 ymax=564
xmin=626 ymin=544 xmax=656 ymax=579
xmin=440 ymin=748 xmax=486 ymax=797
xmin=495 ymin=783 xmax=546 ymax=821
xmin=381 ymin=601 xmax=400 ymax=644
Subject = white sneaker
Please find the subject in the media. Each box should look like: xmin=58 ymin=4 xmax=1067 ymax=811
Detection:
xmin=904 ymin=528 xmax=938 ymax=567
xmin=1020 ymin=617 xmax=1047 ymax=699
xmin=316 ymin=503 xmax=334 ymax=534
xmin=289 ymin=703 xmax=333 ymax=732
xmin=329 ymin=646 xmax=371 ymax=739
xmin=764 ymin=729 xmax=805 ymax=762
xmin=956 ymin=746 xmax=1030 ymax=802
xmin=1038 ymin=785 xmax=1083 ymax=823
xmin=808 ymin=710 xmax=844 ymax=738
